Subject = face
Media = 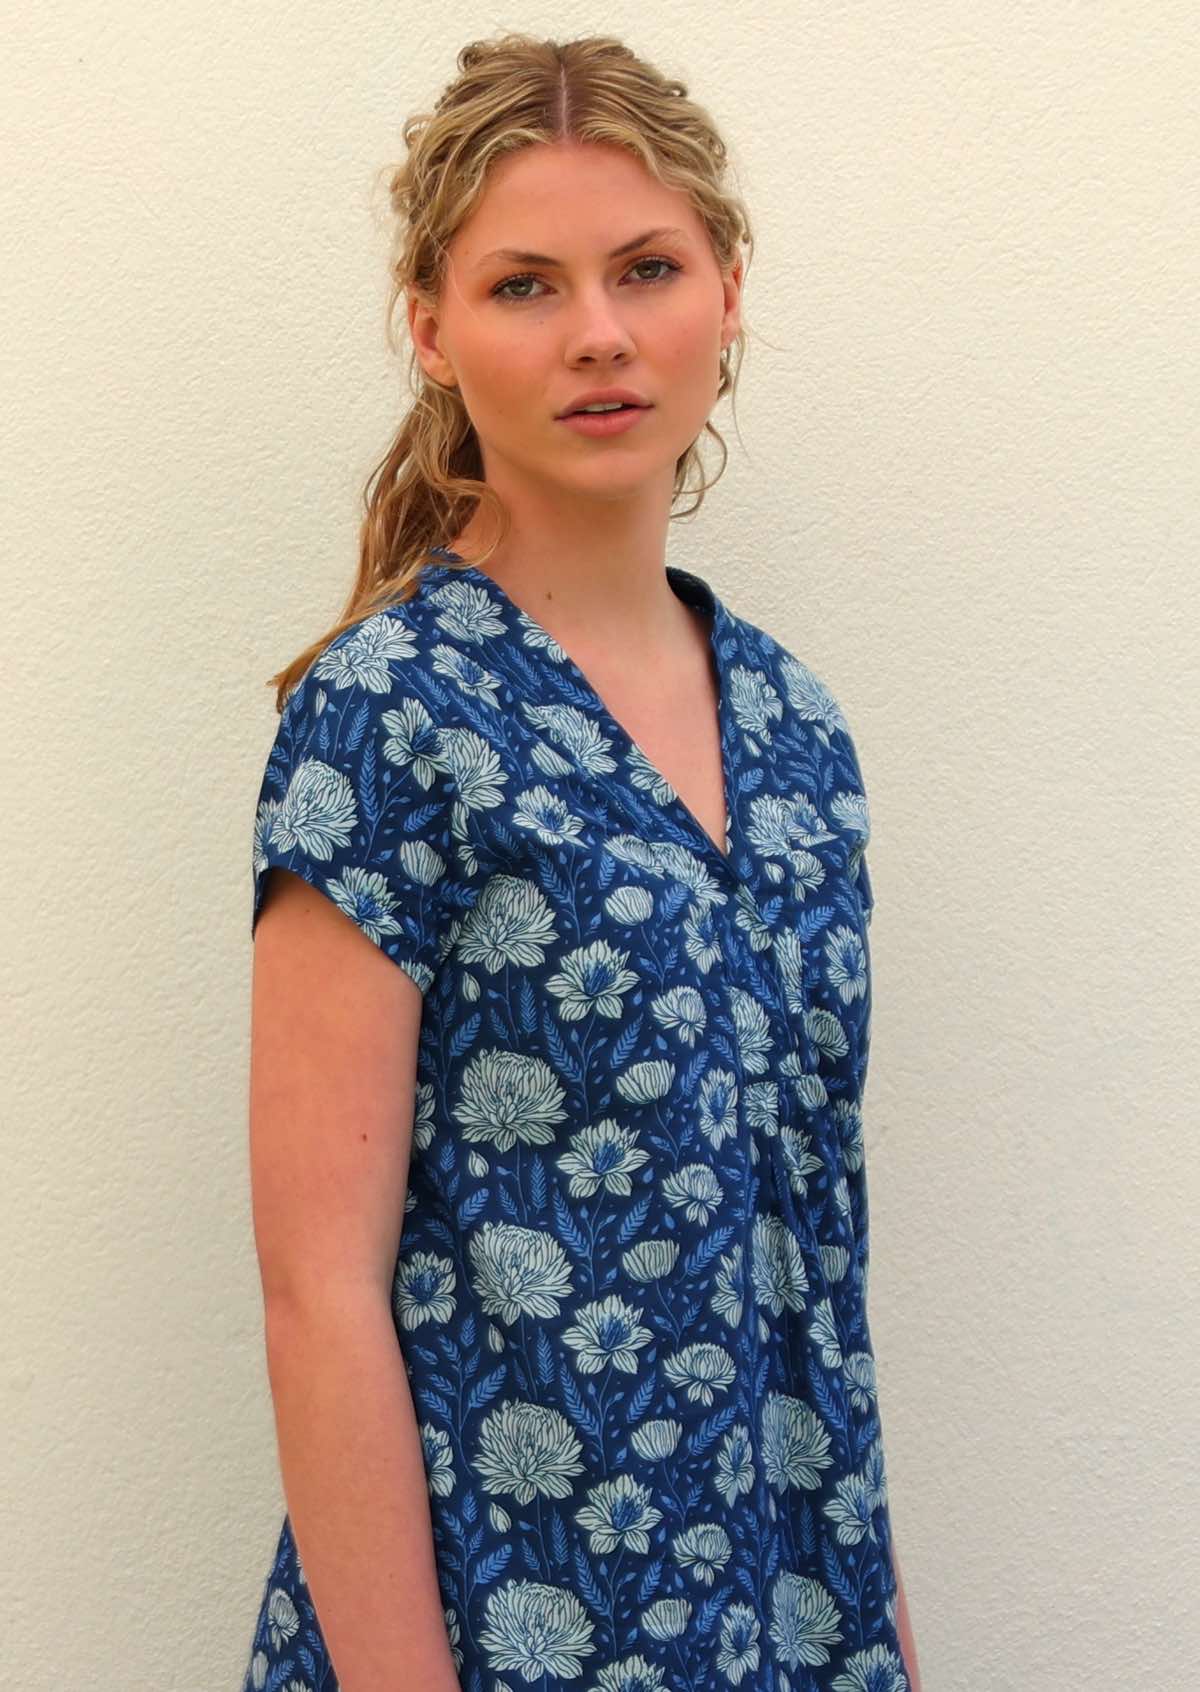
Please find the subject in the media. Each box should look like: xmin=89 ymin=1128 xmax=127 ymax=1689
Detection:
xmin=408 ymin=141 xmax=743 ymax=508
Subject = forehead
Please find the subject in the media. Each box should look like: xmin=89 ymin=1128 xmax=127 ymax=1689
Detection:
xmin=450 ymin=142 xmax=706 ymax=264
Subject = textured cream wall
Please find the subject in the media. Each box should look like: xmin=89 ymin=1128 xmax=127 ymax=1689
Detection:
xmin=4 ymin=4 xmax=1197 ymax=1687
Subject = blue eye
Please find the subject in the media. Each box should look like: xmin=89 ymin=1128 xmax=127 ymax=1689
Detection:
xmin=491 ymin=255 xmax=681 ymax=303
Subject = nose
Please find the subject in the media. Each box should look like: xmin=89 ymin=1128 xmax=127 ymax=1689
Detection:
xmin=563 ymin=291 xmax=638 ymax=365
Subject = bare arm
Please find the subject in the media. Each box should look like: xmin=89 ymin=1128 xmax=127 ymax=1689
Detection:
xmin=893 ymin=1545 xmax=923 ymax=1692
xmin=263 ymin=1293 xmax=460 ymax=1690
xmin=250 ymin=868 xmax=461 ymax=1692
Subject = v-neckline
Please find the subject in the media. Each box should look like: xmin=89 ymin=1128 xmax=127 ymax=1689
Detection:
xmin=422 ymin=546 xmax=738 ymax=874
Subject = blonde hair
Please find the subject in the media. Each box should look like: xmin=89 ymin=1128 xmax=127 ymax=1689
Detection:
xmin=268 ymin=31 xmax=755 ymax=712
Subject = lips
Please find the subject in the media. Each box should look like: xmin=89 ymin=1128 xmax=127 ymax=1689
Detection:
xmin=556 ymin=389 xmax=652 ymax=418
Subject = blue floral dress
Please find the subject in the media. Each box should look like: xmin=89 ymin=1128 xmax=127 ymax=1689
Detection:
xmin=242 ymin=546 xmax=904 ymax=1692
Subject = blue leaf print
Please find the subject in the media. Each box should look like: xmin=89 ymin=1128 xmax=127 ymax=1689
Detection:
xmin=541 ymin=1013 xmax=585 ymax=1087
xmin=686 ymin=1402 xmax=738 ymax=1457
xmin=637 ymin=1556 xmax=665 ymax=1604
xmin=465 ymin=1366 xmax=506 ymax=1414
xmin=344 ymin=694 xmax=372 ymax=755
xmin=610 ymin=1016 xmax=644 ymax=1068
xmin=558 ymin=1363 xmax=602 ymax=1444
xmin=530 ymin=853 xmax=573 ymax=905
xmin=474 ymin=1543 xmax=512 ymax=1584
xmin=802 ymin=902 xmax=841 ymax=942
xmin=695 ymin=1588 xmax=728 ymax=1635
xmin=517 ymin=973 xmax=538 ymax=1034
xmin=682 ymin=1225 xmax=736 ymax=1276
xmin=572 ymin=1541 xmax=607 ymax=1613
xmin=822 ymin=1538 xmax=858 ymax=1613
xmin=616 ymin=1194 xmax=652 ymax=1246
xmin=551 ymin=1188 xmax=589 ymax=1258
xmin=628 ymin=1373 xmax=657 ymax=1421
xmin=457 ymin=1187 xmax=489 ymax=1227
xmin=449 ymin=1012 xmax=482 ymax=1060
xmin=806 ymin=1354 xmax=845 ymax=1438
xmin=535 ymin=1325 xmax=555 ymax=1386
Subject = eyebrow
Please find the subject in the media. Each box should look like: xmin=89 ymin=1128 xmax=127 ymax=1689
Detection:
xmin=472 ymin=226 xmax=689 ymax=272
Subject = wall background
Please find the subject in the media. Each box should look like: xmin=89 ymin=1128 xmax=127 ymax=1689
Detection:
xmin=4 ymin=3 xmax=1197 ymax=1687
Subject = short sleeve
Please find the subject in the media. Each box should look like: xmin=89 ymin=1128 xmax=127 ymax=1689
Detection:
xmin=829 ymin=719 xmax=875 ymax=929
xmin=249 ymin=621 xmax=464 ymax=996
xmin=854 ymin=848 xmax=875 ymax=928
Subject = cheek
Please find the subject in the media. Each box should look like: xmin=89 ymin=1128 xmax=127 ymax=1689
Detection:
xmin=659 ymin=315 xmax=722 ymax=386
xmin=459 ymin=340 xmax=535 ymax=418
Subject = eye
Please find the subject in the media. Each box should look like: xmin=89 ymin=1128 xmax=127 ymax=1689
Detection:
xmin=490 ymin=255 xmax=681 ymax=304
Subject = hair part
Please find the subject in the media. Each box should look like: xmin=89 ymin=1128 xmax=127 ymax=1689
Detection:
xmin=267 ymin=31 xmax=755 ymax=712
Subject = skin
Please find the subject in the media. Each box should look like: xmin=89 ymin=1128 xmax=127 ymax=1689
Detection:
xmin=895 ymin=1547 xmax=923 ymax=1689
xmin=406 ymin=139 xmax=743 ymax=677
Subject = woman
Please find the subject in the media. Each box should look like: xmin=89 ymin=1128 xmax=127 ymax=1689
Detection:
xmin=244 ymin=32 xmax=920 ymax=1692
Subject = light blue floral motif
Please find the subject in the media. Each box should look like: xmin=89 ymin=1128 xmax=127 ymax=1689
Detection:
xmin=824 ymin=1469 xmax=880 ymax=1546
xmin=621 ymin=1239 xmax=678 ymax=1281
xmin=469 ymin=1221 xmax=575 ymax=1324
xmin=456 ymin=874 xmax=558 ymax=973
xmin=453 ymin=1047 xmax=567 ymax=1150
xmin=662 ymin=1162 xmax=724 ymax=1225
xmin=544 ymin=939 xmax=639 ymax=1019
xmin=392 ymin=1250 xmax=457 ymax=1328
xmin=420 ymin=1424 xmax=457 ymax=1496
xmin=768 ymin=1570 xmax=844 ymax=1670
xmin=477 ymin=1579 xmax=597 ymax=1680
xmin=714 ymin=1421 xmax=757 ymax=1506
xmin=831 ymin=1642 xmax=911 ymax=1691
xmin=826 ymin=924 xmax=869 ymax=1004
xmin=648 ymin=984 xmax=707 ymax=1044
xmin=560 ymin=1294 xmax=654 ymax=1373
xmin=513 ymin=783 xmax=588 ymax=844
xmin=574 ymin=1474 xmax=664 ymax=1554
xmin=671 ymin=1520 xmax=733 ymax=1584
xmin=556 ymin=1120 xmax=650 ymax=1197
xmin=629 ymin=1418 xmax=683 ymax=1461
xmin=242 ymin=549 xmax=899 ymax=1692
xmin=751 ymin=1213 xmax=810 ymax=1316
xmin=761 ymin=1392 xmax=836 ymax=1494
xmin=660 ymin=1341 xmax=738 ymax=1405
xmin=593 ymin=1654 xmax=669 ymax=1691
xmin=473 ymin=1400 xmax=585 ymax=1502
xmin=710 ymin=1244 xmax=746 ymax=1327
xmin=640 ymin=1597 xmax=692 ymax=1640
xmin=717 ymin=1600 xmax=763 ymax=1684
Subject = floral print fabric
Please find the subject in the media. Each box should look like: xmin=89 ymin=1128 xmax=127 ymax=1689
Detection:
xmin=242 ymin=547 xmax=904 ymax=1692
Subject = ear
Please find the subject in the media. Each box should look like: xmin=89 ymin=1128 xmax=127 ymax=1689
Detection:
xmin=720 ymin=252 xmax=744 ymax=347
xmin=407 ymin=288 xmax=458 ymax=389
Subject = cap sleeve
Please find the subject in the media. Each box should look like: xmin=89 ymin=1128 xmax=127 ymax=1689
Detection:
xmin=250 ymin=612 xmax=465 ymax=996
